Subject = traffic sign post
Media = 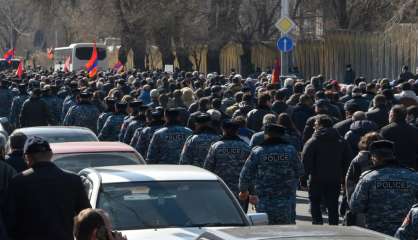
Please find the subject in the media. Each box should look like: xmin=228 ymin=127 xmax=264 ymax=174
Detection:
xmin=277 ymin=36 xmax=294 ymax=53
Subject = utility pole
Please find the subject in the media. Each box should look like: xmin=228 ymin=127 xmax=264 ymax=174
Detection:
xmin=281 ymin=0 xmax=289 ymax=76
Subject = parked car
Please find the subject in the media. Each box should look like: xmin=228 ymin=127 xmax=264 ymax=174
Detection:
xmin=10 ymin=126 xmax=98 ymax=143
xmin=196 ymin=225 xmax=397 ymax=240
xmin=50 ymin=141 xmax=145 ymax=173
xmin=79 ymin=165 xmax=267 ymax=240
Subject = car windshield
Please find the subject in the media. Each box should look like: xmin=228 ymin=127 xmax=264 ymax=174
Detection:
xmin=39 ymin=133 xmax=98 ymax=143
xmin=53 ymin=152 xmax=141 ymax=173
xmin=97 ymin=181 xmax=246 ymax=230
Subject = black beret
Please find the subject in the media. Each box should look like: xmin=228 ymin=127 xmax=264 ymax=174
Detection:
xmin=264 ymin=124 xmax=286 ymax=136
xmin=79 ymin=91 xmax=92 ymax=98
xmin=222 ymin=120 xmax=239 ymax=131
xmin=128 ymin=100 xmax=143 ymax=108
xmin=24 ymin=136 xmax=52 ymax=154
xmin=314 ymin=99 xmax=328 ymax=107
xmin=105 ymin=97 xmax=116 ymax=105
xmin=151 ymin=109 xmax=163 ymax=118
xmin=195 ymin=113 xmax=211 ymax=124
xmin=369 ymin=140 xmax=394 ymax=154
xmin=165 ymin=108 xmax=180 ymax=118
xmin=116 ymin=101 xmax=127 ymax=108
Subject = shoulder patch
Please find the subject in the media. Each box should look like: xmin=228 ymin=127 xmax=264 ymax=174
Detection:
xmin=21 ymin=168 xmax=34 ymax=176
xmin=359 ymin=169 xmax=374 ymax=179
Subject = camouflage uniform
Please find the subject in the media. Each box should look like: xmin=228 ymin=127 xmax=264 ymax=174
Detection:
xmin=9 ymin=94 xmax=29 ymax=128
xmin=42 ymin=95 xmax=63 ymax=125
xmin=98 ymin=113 xmax=126 ymax=141
xmin=97 ymin=112 xmax=113 ymax=134
xmin=119 ymin=115 xmax=134 ymax=142
xmin=239 ymin=139 xmax=304 ymax=224
xmin=61 ymin=95 xmax=77 ymax=123
xmin=349 ymin=165 xmax=418 ymax=236
xmin=204 ymin=136 xmax=250 ymax=195
xmin=0 ymin=87 xmax=14 ymax=118
xmin=122 ymin=118 xmax=145 ymax=144
xmin=179 ymin=128 xmax=221 ymax=167
xmin=134 ymin=123 xmax=164 ymax=157
xmin=41 ymin=95 xmax=61 ymax=125
xmin=146 ymin=125 xmax=192 ymax=164
xmin=63 ymin=101 xmax=100 ymax=133
xmin=396 ymin=204 xmax=418 ymax=240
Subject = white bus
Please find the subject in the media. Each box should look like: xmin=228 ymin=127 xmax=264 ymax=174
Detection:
xmin=54 ymin=43 xmax=108 ymax=72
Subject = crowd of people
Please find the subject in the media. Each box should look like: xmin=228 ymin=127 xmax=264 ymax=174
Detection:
xmin=1 ymin=66 xmax=418 ymax=239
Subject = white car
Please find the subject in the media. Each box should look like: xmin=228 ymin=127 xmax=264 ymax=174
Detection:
xmin=79 ymin=165 xmax=268 ymax=240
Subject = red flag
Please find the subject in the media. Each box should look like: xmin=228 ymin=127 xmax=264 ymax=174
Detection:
xmin=3 ymin=48 xmax=15 ymax=64
xmin=47 ymin=48 xmax=54 ymax=60
xmin=64 ymin=56 xmax=71 ymax=72
xmin=85 ymin=43 xmax=98 ymax=78
xmin=16 ymin=59 xmax=23 ymax=79
xmin=271 ymin=57 xmax=281 ymax=85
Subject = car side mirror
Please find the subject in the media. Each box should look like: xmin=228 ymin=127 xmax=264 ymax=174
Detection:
xmin=246 ymin=213 xmax=268 ymax=225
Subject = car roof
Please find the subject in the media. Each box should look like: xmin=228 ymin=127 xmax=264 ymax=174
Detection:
xmin=198 ymin=225 xmax=396 ymax=240
xmin=50 ymin=141 xmax=136 ymax=154
xmin=84 ymin=165 xmax=219 ymax=183
xmin=14 ymin=126 xmax=95 ymax=136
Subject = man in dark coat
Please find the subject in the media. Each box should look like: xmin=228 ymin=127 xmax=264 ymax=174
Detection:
xmin=333 ymin=102 xmax=359 ymax=137
xmin=4 ymin=136 xmax=91 ymax=240
xmin=343 ymin=64 xmax=356 ymax=85
xmin=291 ymin=94 xmax=315 ymax=134
xmin=302 ymin=115 xmax=352 ymax=225
xmin=380 ymin=105 xmax=418 ymax=170
xmin=5 ymin=132 xmax=28 ymax=173
xmin=19 ymin=88 xmax=52 ymax=127
xmin=246 ymin=94 xmax=273 ymax=132
xmin=366 ymin=95 xmax=389 ymax=129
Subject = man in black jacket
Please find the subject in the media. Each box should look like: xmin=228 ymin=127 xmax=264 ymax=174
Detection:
xmin=302 ymin=115 xmax=352 ymax=225
xmin=366 ymin=95 xmax=389 ymax=129
xmin=5 ymin=132 xmax=28 ymax=172
xmin=291 ymin=94 xmax=314 ymax=134
xmin=333 ymin=102 xmax=359 ymax=137
xmin=4 ymin=136 xmax=91 ymax=240
xmin=19 ymin=88 xmax=52 ymax=127
xmin=380 ymin=105 xmax=418 ymax=170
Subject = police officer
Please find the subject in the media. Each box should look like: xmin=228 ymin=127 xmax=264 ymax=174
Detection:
xmin=147 ymin=108 xmax=192 ymax=164
xmin=350 ymin=140 xmax=418 ymax=236
xmin=63 ymin=91 xmax=100 ymax=133
xmin=204 ymin=120 xmax=250 ymax=196
xmin=125 ymin=105 xmax=148 ymax=146
xmin=133 ymin=108 xmax=165 ymax=156
xmin=9 ymin=84 xmax=29 ymax=129
xmin=120 ymin=101 xmax=145 ymax=143
xmin=0 ymin=80 xmax=13 ymax=118
xmin=119 ymin=100 xmax=142 ymax=142
xmin=396 ymin=204 xmax=418 ymax=240
xmin=3 ymin=136 xmax=91 ymax=240
xmin=179 ymin=113 xmax=221 ymax=167
xmin=61 ymin=82 xmax=79 ymax=123
xmin=42 ymin=85 xmax=63 ymax=125
xmin=97 ymin=97 xmax=116 ymax=134
xmin=98 ymin=101 xmax=127 ymax=141
xmin=239 ymin=124 xmax=304 ymax=224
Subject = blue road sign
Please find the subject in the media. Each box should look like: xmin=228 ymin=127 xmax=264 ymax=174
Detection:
xmin=277 ymin=36 xmax=294 ymax=53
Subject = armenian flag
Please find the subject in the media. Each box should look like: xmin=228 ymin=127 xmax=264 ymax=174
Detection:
xmin=85 ymin=43 xmax=98 ymax=78
xmin=3 ymin=48 xmax=15 ymax=64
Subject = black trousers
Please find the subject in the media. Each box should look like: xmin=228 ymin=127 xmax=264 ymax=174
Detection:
xmin=308 ymin=181 xmax=340 ymax=225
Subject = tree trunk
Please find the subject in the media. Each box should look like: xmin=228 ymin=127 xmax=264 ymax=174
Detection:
xmin=132 ymin=45 xmax=146 ymax=70
xmin=176 ymin=50 xmax=193 ymax=71
xmin=240 ymin=42 xmax=253 ymax=77
xmin=207 ymin=48 xmax=221 ymax=74
xmin=334 ymin=0 xmax=349 ymax=29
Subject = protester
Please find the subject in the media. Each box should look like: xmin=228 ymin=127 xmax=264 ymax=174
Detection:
xmin=3 ymin=136 xmax=91 ymax=240
xmin=5 ymin=132 xmax=28 ymax=172
xmin=302 ymin=115 xmax=352 ymax=225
